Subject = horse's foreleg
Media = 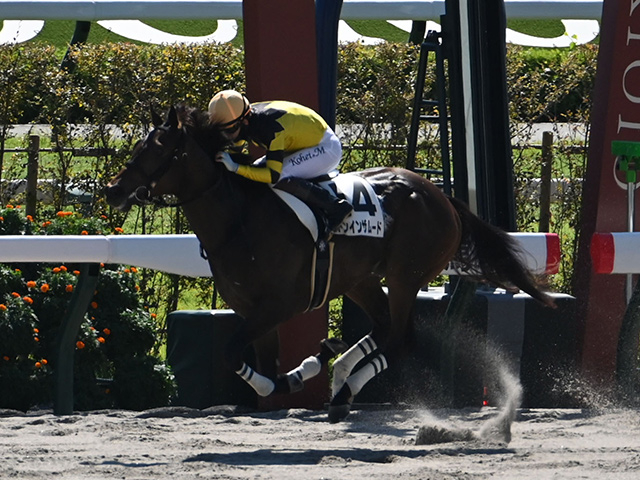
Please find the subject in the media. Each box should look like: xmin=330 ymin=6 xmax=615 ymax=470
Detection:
xmin=236 ymin=362 xmax=276 ymax=397
xmin=226 ymin=322 xmax=279 ymax=397
xmin=276 ymin=338 xmax=349 ymax=394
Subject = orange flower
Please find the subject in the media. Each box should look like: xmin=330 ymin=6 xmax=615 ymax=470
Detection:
xmin=6 ymin=204 xmax=13 ymax=209
xmin=35 ymin=361 xmax=42 ymax=368
xmin=41 ymin=221 xmax=52 ymax=227
xmin=65 ymin=285 xmax=74 ymax=293
xmin=60 ymin=265 xmax=67 ymax=272
xmin=33 ymin=328 xmax=39 ymax=333
xmin=73 ymin=270 xmax=80 ymax=275
xmin=103 ymin=328 xmax=111 ymax=335
xmin=114 ymin=227 xmax=124 ymax=233
xmin=100 ymin=215 xmax=107 ymax=219
xmin=150 ymin=313 xmax=157 ymax=319
xmin=0 ymin=216 xmax=3 ymax=221
xmin=26 ymin=215 xmax=33 ymax=222
xmin=81 ymin=230 xmax=88 ymax=235
xmin=23 ymin=296 xmax=33 ymax=305
xmin=3 ymin=356 xmax=10 ymax=361
xmin=41 ymin=359 xmax=48 ymax=365
xmin=56 ymin=211 xmax=73 ymax=217
xmin=130 ymin=267 xmax=138 ymax=273
xmin=76 ymin=341 xmax=85 ymax=349
xmin=26 ymin=281 xmax=36 ymax=288
xmin=0 ymin=304 xmax=6 ymax=311
xmin=34 ymin=337 xmax=40 ymax=342
xmin=52 ymin=267 xmax=61 ymax=273
xmin=91 ymin=301 xmax=98 ymax=309
xmin=40 ymin=284 xmax=50 ymax=293
xmin=98 ymin=337 xmax=106 ymax=344
xmin=10 ymin=292 xmax=20 ymax=298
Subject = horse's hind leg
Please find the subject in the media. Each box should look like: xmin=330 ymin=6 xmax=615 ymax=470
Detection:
xmin=227 ymin=315 xmax=349 ymax=397
xmin=327 ymin=277 xmax=393 ymax=421
xmin=329 ymin=275 xmax=429 ymax=422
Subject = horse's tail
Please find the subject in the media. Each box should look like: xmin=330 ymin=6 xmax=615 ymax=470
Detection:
xmin=448 ymin=196 xmax=556 ymax=308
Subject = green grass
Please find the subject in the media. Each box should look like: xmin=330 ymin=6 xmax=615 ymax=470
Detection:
xmin=507 ymin=19 xmax=567 ymax=38
xmin=5 ymin=18 xmax=576 ymax=52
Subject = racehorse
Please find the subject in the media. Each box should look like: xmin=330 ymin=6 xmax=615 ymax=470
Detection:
xmin=105 ymin=105 xmax=555 ymax=422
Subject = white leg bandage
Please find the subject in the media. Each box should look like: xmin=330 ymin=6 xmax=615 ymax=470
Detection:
xmin=286 ymin=355 xmax=322 ymax=383
xmin=345 ymin=353 xmax=388 ymax=397
xmin=236 ymin=362 xmax=275 ymax=397
xmin=332 ymin=334 xmax=377 ymax=397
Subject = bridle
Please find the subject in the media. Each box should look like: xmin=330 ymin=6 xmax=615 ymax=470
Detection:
xmin=126 ymin=126 xmax=222 ymax=208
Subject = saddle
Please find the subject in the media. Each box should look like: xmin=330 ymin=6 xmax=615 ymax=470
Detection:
xmin=272 ymin=173 xmax=385 ymax=311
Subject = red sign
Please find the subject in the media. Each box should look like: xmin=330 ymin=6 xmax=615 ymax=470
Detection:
xmin=575 ymin=0 xmax=640 ymax=382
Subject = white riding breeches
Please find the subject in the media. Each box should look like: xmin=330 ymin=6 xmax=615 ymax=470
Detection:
xmin=279 ymin=127 xmax=342 ymax=180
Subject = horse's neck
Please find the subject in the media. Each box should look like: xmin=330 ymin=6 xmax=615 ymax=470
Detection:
xmin=177 ymin=135 xmax=274 ymax=256
xmin=180 ymin=170 xmax=253 ymax=257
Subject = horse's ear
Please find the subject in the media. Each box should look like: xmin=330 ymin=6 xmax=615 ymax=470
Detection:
xmin=151 ymin=107 xmax=163 ymax=127
xmin=167 ymin=105 xmax=179 ymax=128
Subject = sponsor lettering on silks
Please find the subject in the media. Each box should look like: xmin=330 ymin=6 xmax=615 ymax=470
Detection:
xmin=320 ymin=174 xmax=385 ymax=238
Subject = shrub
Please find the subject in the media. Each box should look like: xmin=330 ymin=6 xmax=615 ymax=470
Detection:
xmin=0 ymin=207 xmax=175 ymax=411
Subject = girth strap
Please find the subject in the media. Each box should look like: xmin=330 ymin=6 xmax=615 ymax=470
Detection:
xmin=307 ymin=240 xmax=334 ymax=311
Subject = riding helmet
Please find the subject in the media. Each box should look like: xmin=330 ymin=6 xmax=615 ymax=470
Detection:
xmin=208 ymin=90 xmax=251 ymax=127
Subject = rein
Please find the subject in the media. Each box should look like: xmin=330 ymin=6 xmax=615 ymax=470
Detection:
xmin=132 ymin=128 xmax=223 ymax=209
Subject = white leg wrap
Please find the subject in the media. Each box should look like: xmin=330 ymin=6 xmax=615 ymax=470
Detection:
xmin=286 ymin=355 xmax=322 ymax=383
xmin=345 ymin=353 xmax=388 ymax=397
xmin=332 ymin=334 xmax=377 ymax=397
xmin=236 ymin=362 xmax=275 ymax=397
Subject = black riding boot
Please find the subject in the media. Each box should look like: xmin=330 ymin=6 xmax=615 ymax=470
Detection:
xmin=275 ymin=177 xmax=353 ymax=241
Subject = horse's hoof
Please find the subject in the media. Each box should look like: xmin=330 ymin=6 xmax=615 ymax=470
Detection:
xmin=321 ymin=338 xmax=349 ymax=356
xmin=274 ymin=374 xmax=303 ymax=394
xmin=328 ymin=384 xmax=354 ymax=423
xmin=328 ymin=404 xmax=351 ymax=423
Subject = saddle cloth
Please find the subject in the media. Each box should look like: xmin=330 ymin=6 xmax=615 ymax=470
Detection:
xmin=272 ymin=172 xmax=385 ymax=242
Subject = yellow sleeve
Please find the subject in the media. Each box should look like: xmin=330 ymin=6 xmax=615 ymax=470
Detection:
xmin=236 ymin=159 xmax=283 ymax=183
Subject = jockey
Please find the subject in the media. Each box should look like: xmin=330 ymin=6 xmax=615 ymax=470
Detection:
xmin=208 ymin=90 xmax=353 ymax=242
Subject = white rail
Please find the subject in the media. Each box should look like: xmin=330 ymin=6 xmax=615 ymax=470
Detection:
xmin=0 ymin=0 xmax=603 ymax=21
xmin=0 ymin=232 xmax=560 ymax=276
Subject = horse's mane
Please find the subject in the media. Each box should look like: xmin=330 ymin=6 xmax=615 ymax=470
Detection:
xmin=174 ymin=103 xmax=228 ymax=158
xmin=173 ymin=103 xmax=270 ymax=198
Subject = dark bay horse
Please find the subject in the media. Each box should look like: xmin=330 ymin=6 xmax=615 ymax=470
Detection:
xmin=105 ymin=105 xmax=554 ymax=422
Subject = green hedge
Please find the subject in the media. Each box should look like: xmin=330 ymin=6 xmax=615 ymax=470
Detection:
xmin=0 ymin=42 xmax=596 ymax=127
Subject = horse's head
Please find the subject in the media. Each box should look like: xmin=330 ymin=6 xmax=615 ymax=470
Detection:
xmin=105 ymin=106 xmax=190 ymax=211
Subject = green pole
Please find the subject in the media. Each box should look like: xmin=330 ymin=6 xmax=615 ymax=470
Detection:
xmin=54 ymin=263 xmax=100 ymax=415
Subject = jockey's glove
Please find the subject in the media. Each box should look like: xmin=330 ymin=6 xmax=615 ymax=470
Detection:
xmin=216 ymin=151 xmax=239 ymax=173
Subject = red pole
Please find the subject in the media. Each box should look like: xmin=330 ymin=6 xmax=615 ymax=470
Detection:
xmin=242 ymin=0 xmax=328 ymax=410
xmin=574 ymin=0 xmax=640 ymax=385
